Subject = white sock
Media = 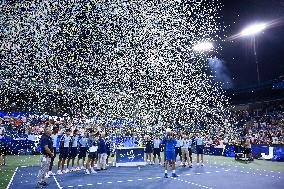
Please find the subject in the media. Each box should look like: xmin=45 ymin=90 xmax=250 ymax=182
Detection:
xmin=165 ymin=170 xmax=167 ymax=173
xmin=173 ymin=170 xmax=176 ymax=174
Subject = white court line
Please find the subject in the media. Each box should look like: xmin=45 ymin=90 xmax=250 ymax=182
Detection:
xmin=6 ymin=167 xmax=18 ymax=189
xmin=53 ymin=175 xmax=63 ymax=189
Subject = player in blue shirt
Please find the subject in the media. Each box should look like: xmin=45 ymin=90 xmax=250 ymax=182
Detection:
xmin=195 ymin=133 xmax=205 ymax=166
xmin=161 ymin=128 xmax=178 ymax=178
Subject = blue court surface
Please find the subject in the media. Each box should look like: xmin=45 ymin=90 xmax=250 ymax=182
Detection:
xmin=8 ymin=162 xmax=284 ymax=189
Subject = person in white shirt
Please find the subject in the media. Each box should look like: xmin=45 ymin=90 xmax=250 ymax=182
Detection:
xmin=153 ymin=135 xmax=162 ymax=165
xmin=181 ymin=134 xmax=192 ymax=167
xmin=175 ymin=135 xmax=183 ymax=162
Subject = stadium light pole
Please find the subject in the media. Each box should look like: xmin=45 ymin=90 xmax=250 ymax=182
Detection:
xmin=240 ymin=23 xmax=267 ymax=85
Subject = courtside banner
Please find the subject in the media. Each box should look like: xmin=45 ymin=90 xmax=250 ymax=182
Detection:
xmin=115 ymin=147 xmax=146 ymax=166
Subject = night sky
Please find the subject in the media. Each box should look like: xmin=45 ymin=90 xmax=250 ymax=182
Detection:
xmin=218 ymin=0 xmax=284 ymax=88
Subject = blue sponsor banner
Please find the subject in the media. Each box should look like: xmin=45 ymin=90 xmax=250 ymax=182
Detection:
xmin=116 ymin=147 xmax=145 ymax=163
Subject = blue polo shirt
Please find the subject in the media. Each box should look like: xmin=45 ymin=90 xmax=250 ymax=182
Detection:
xmin=162 ymin=136 xmax=177 ymax=152
xmin=39 ymin=134 xmax=53 ymax=156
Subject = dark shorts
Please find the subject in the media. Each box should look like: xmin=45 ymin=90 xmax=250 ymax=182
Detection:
xmin=78 ymin=147 xmax=87 ymax=159
xmin=165 ymin=151 xmax=176 ymax=161
xmin=145 ymin=147 xmax=153 ymax=153
xmin=61 ymin=147 xmax=70 ymax=159
xmin=196 ymin=145 xmax=204 ymax=154
xmin=175 ymin=147 xmax=182 ymax=157
xmin=0 ymin=146 xmax=9 ymax=156
xmin=188 ymin=148 xmax=192 ymax=156
xmin=88 ymin=152 xmax=98 ymax=159
xmin=70 ymin=147 xmax=78 ymax=158
xmin=153 ymin=148 xmax=161 ymax=157
xmin=244 ymin=148 xmax=252 ymax=154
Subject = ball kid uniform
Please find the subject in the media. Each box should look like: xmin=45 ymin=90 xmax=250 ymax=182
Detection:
xmin=50 ymin=134 xmax=58 ymax=158
xmin=162 ymin=136 xmax=177 ymax=161
xmin=153 ymin=139 xmax=161 ymax=158
xmin=195 ymin=137 xmax=204 ymax=154
xmin=70 ymin=135 xmax=79 ymax=158
xmin=78 ymin=136 xmax=89 ymax=159
xmin=60 ymin=134 xmax=72 ymax=159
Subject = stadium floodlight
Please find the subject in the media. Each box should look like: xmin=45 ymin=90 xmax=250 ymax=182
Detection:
xmin=193 ymin=42 xmax=214 ymax=52
xmin=240 ymin=23 xmax=267 ymax=36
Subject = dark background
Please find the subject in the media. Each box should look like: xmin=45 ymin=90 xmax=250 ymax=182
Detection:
xmin=218 ymin=0 xmax=284 ymax=89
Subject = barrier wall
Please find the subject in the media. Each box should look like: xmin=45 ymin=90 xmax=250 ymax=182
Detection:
xmin=5 ymin=136 xmax=284 ymax=161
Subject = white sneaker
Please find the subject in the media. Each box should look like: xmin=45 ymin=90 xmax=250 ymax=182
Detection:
xmin=63 ymin=169 xmax=69 ymax=173
xmin=196 ymin=163 xmax=199 ymax=166
xmin=57 ymin=170 xmax=63 ymax=175
xmin=75 ymin=167 xmax=81 ymax=171
xmin=201 ymin=163 xmax=204 ymax=166
xmin=71 ymin=168 xmax=76 ymax=172
xmin=81 ymin=166 xmax=86 ymax=170
xmin=48 ymin=171 xmax=55 ymax=176
xmin=45 ymin=173 xmax=50 ymax=178
xmin=90 ymin=168 xmax=97 ymax=174
xmin=159 ymin=163 xmax=162 ymax=166
xmin=86 ymin=169 xmax=90 ymax=175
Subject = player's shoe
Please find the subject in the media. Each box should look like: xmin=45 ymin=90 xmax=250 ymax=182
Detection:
xmin=196 ymin=163 xmax=199 ymax=166
xmin=41 ymin=181 xmax=48 ymax=186
xmin=48 ymin=171 xmax=55 ymax=176
xmin=86 ymin=169 xmax=90 ymax=175
xmin=91 ymin=168 xmax=97 ymax=174
xmin=45 ymin=173 xmax=50 ymax=178
xmin=172 ymin=173 xmax=178 ymax=177
xmin=164 ymin=173 xmax=168 ymax=178
xmin=159 ymin=163 xmax=162 ymax=166
xmin=81 ymin=166 xmax=86 ymax=170
xmin=57 ymin=170 xmax=63 ymax=175
xmin=201 ymin=163 xmax=204 ymax=166
xmin=36 ymin=182 xmax=43 ymax=188
xmin=36 ymin=181 xmax=48 ymax=188
xmin=75 ymin=167 xmax=81 ymax=171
